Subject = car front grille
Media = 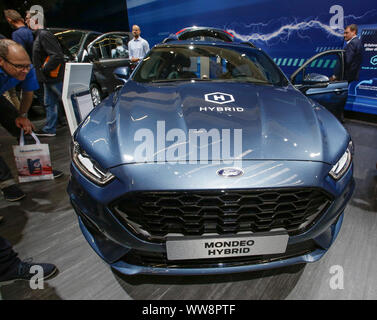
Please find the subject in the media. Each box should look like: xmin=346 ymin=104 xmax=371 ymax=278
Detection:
xmin=110 ymin=188 xmax=333 ymax=242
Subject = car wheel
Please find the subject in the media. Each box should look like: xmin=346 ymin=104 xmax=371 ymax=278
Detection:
xmin=90 ymin=83 xmax=102 ymax=106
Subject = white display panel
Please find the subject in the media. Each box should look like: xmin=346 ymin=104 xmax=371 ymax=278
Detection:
xmin=62 ymin=63 xmax=94 ymax=135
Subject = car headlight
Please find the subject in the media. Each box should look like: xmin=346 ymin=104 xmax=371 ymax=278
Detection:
xmin=71 ymin=140 xmax=115 ymax=185
xmin=329 ymin=141 xmax=353 ymax=180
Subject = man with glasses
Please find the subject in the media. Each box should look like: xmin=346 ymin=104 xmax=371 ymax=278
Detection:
xmin=0 ymin=39 xmax=59 ymax=286
xmin=0 ymin=39 xmax=37 ymax=201
xmin=3 ymin=9 xmax=35 ymax=111
xmin=0 ymin=39 xmax=62 ymax=201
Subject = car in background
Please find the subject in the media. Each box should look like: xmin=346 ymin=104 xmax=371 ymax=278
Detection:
xmin=84 ymin=31 xmax=133 ymax=105
xmin=49 ymin=28 xmax=102 ymax=62
xmin=68 ymin=39 xmax=354 ymax=276
xmin=50 ymin=28 xmax=133 ymax=106
xmin=290 ymin=49 xmax=349 ymax=120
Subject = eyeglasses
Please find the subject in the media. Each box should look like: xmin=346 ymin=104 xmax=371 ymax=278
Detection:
xmin=0 ymin=56 xmax=31 ymax=71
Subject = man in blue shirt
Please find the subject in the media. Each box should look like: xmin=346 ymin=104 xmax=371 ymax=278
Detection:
xmin=0 ymin=39 xmax=59 ymax=284
xmin=4 ymin=9 xmax=34 ymax=58
xmin=0 ymin=39 xmax=63 ymax=194
xmin=4 ymin=9 xmax=36 ymax=111
xmin=0 ymin=39 xmax=38 ymax=202
xmin=0 ymin=40 xmax=37 ymax=131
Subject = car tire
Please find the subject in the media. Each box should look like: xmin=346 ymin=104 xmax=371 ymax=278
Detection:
xmin=90 ymin=83 xmax=102 ymax=106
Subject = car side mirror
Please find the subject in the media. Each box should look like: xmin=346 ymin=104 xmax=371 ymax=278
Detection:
xmin=113 ymin=66 xmax=130 ymax=83
xmin=298 ymin=73 xmax=329 ymax=94
xmin=303 ymin=73 xmax=329 ymax=85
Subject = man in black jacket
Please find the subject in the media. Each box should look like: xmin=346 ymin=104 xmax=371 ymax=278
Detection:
xmin=343 ymin=24 xmax=363 ymax=82
xmin=331 ymin=24 xmax=363 ymax=82
xmin=330 ymin=24 xmax=363 ymax=121
xmin=28 ymin=13 xmax=64 ymax=137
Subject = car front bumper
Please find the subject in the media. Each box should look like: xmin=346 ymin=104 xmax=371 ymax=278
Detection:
xmin=68 ymin=160 xmax=354 ymax=276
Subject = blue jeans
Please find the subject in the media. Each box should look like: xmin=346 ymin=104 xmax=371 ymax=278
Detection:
xmin=43 ymin=82 xmax=63 ymax=134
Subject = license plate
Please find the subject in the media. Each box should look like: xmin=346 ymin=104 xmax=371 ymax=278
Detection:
xmin=166 ymin=232 xmax=289 ymax=260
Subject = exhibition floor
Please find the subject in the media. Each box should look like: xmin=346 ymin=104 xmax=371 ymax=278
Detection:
xmin=0 ymin=117 xmax=376 ymax=300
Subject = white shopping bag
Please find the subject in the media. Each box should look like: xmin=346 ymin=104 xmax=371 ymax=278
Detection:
xmin=12 ymin=130 xmax=54 ymax=183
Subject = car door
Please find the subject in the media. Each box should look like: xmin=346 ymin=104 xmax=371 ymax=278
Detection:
xmin=290 ymin=50 xmax=348 ymax=118
xmin=87 ymin=32 xmax=132 ymax=95
xmin=77 ymin=32 xmax=102 ymax=63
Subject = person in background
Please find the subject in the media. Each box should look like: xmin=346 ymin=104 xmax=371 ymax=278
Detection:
xmin=111 ymin=38 xmax=128 ymax=58
xmin=23 ymin=10 xmax=48 ymax=121
xmin=27 ymin=10 xmax=65 ymax=137
xmin=128 ymin=25 xmax=149 ymax=67
xmin=3 ymin=9 xmax=34 ymax=112
xmin=4 ymin=9 xmax=34 ymax=58
xmin=342 ymin=24 xmax=363 ymax=83
xmin=330 ymin=24 xmax=363 ymax=121
xmin=24 ymin=11 xmax=31 ymax=29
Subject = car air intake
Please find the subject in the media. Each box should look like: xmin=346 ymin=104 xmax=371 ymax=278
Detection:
xmin=111 ymin=188 xmax=332 ymax=242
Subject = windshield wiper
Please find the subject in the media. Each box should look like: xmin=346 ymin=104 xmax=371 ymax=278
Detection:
xmin=214 ymin=78 xmax=271 ymax=84
xmin=151 ymin=79 xmax=184 ymax=83
xmin=151 ymin=78 xmax=211 ymax=83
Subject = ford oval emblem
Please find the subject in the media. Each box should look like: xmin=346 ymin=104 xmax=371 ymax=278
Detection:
xmin=217 ymin=167 xmax=244 ymax=178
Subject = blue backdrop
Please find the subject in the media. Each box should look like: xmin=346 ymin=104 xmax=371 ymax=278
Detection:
xmin=126 ymin=0 xmax=377 ymax=115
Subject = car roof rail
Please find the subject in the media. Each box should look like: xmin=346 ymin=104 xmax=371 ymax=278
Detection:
xmin=161 ymin=37 xmax=176 ymax=44
xmin=240 ymin=41 xmax=257 ymax=48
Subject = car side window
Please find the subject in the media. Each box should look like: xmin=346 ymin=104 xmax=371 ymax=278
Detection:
xmin=84 ymin=33 xmax=101 ymax=48
xmin=293 ymin=53 xmax=343 ymax=84
xmin=91 ymin=36 xmax=123 ymax=60
xmin=109 ymin=36 xmax=130 ymax=59
xmin=81 ymin=33 xmax=100 ymax=62
xmin=90 ymin=38 xmax=107 ymax=60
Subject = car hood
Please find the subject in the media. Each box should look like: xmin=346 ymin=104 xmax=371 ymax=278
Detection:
xmin=77 ymin=80 xmax=349 ymax=169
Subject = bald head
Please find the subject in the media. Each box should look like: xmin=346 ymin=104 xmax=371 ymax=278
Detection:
xmin=132 ymin=25 xmax=141 ymax=39
xmin=0 ymin=39 xmax=29 ymax=60
xmin=0 ymin=39 xmax=31 ymax=80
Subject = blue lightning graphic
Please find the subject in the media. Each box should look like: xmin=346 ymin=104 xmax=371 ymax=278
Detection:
xmin=227 ymin=19 xmax=343 ymax=44
xmin=227 ymin=9 xmax=377 ymax=45
xmin=344 ymin=9 xmax=377 ymax=23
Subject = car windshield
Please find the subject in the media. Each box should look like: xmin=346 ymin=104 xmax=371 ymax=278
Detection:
xmin=54 ymin=30 xmax=85 ymax=56
xmin=133 ymin=45 xmax=288 ymax=86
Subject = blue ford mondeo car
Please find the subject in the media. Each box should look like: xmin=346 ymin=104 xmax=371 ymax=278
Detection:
xmin=68 ymin=40 xmax=354 ymax=275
